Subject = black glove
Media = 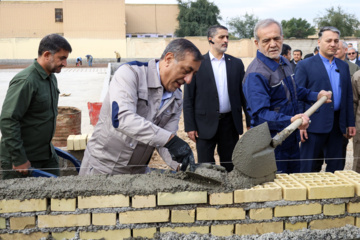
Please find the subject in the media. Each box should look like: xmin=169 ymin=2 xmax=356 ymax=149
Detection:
xmin=164 ymin=135 xmax=196 ymax=172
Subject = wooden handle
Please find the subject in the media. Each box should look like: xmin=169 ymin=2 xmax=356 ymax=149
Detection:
xmin=271 ymin=93 xmax=330 ymax=148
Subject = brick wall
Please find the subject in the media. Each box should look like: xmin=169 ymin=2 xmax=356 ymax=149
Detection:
xmin=1 ymin=170 xmax=360 ymax=239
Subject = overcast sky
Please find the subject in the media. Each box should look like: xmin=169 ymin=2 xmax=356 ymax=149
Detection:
xmin=125 ymin=0 xmax=360 ymax=26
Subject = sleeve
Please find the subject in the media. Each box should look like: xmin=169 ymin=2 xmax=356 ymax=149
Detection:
xmin=183 ymin=72 xmax=197 ymax=132
xmin=0 ymin=79 xmax=33 ymax=166
xmin=351 ymin=72 xmax=360 ymax=126
xmin=243 ymin=72 xmax=292 ymax=132
xmin=157 ymin=98 xmax=183 ymax=170
xmin=109 ymin=65 xmax=171 ymax=148
xmin=294 ymin=61 xmax=310 ymax=113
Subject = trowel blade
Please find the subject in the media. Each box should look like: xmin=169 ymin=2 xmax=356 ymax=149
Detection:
xmin=232 ymin=122 xmax=278 ymax=178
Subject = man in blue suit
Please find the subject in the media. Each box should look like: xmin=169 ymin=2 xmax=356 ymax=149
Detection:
xmin=295 ymin=26 xmax=356 ymax=173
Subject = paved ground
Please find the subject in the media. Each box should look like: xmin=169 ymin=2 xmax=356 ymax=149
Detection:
xmin=0 ymin=66 xmax=108 ymax=136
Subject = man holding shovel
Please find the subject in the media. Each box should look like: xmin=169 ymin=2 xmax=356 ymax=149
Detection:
xmin=243 ymin=19 xmax=331 ymax=174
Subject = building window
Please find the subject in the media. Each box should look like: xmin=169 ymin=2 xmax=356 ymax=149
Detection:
xmin=55 ymin=8 xmax=63 ymax=22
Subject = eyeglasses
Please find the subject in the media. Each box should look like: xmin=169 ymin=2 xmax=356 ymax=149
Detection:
xmin=348 ymin=52 xmax=356 ymax=55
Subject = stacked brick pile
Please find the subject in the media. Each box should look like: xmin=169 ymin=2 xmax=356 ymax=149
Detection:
xmin=1 ymin=171 xmax=360 ymax=239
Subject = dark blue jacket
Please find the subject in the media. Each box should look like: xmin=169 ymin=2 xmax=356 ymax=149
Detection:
xmin=243 ymin=51 xmax=318 ymax=137
xmin=295 ymin=54 xmax=355 ymax=134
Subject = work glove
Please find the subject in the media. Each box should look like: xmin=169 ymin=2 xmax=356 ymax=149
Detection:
xmin=164 ymin=135 xmax=196 ymax=172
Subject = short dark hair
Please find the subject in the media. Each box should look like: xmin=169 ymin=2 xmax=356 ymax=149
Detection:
xmin=314 ymin=46 xmax=319 ymax=53
xmin=293 ymin=49 xmax=302 ymax=56
xmin=38 ymin=34 xmax=72 ymax=56
xmin=318 ymin=26 xmax=340 ymax=39
xmin=281 ymin=44 xmax=291 ymax=56
xmin=160 ymin=39 xmax=203 ymax=62
xmin=207 ymin=25 xmax=228 ymax=41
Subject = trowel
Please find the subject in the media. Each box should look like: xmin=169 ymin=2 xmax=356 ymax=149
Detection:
xmin=185 ymin=163 xmax=225 ymax=184
xmin=232 ymin=94 xmax=330 ymax=178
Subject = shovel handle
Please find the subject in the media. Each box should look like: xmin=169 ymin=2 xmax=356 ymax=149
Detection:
xmin=271 ymin=92 xmax=330 ymax=148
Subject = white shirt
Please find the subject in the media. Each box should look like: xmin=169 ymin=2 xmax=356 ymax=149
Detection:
xmin=209 ymin=51 xmax=231 ymax=113
xmin=350 ymin=59 xmax=357 ymax=64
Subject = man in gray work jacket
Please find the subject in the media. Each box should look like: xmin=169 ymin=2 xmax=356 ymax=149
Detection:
xmin=79 ymin=39 xmax=202 ymax=175
xmin=0 ymin=34 xmax=72 ymax=179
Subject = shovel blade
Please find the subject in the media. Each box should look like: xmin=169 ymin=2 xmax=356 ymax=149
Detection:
xmin=232 ymin=122 xmax=277 ymax=178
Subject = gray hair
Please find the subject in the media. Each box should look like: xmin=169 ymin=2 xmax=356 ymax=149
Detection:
xmin=318 ymin=26 xmax=340 ymax=39
xmin=254 ymin=18 xmax=283 ymax=41
xmin=340 ymin=41 xmax=348 ymax=49
xmin=207 ymin=25 xmax=228 ymax=40
xmin=348 ymin=47 xmax=356 ymax=52
xmin=38 ymin=34 xmax=72 ymax=56
xmin=160 ymin=39 xmax=203 ymax=62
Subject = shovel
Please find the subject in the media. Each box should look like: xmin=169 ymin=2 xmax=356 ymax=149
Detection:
xmin=232 ymin=93 xmax=330 ymax=178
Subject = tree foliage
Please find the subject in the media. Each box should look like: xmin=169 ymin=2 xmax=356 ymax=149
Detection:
xmin=281 ymin=18 xmax=316 ymax=38
xmin=314 ymin=6 xmax=360 ymax=37
xmin=228 ymin=13 xmax=259 ymax=39
xmin=175 ymin=0 xmax=221 ymax=37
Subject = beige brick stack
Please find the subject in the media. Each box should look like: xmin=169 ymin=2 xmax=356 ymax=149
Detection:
xmin=67 ymin=134 xmax=92 ymax=151
xmin=1 ymin=170 xmax=360 ymax=239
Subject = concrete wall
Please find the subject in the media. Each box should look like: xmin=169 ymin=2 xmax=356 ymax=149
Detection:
xmin=0 ymin=1 xmax=63 ymax=38
xmin=125 ymin=4 xmax=178 ymax=35
xmin=0 ymin=171 xmax=360 ymax=239
xmin=63 ymin=0 xmax=126 ymax=39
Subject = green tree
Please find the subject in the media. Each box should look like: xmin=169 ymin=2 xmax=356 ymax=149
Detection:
xmin=228 ymin=13 xmax=259 ymax=39
xmin=314 ymin=6 xmax=360 ymax=37
xmin=175 ymin=0 xmax=221 ymax=37
xmin=281 ymin=18 xmax=316 ymax=38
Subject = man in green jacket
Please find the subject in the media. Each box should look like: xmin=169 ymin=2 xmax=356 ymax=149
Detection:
xmin=0 ymin=34 xmax=72 ymax=179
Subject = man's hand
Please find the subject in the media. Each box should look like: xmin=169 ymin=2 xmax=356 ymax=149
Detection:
xmin=300 ymin=129 xmax=308 ymax=142
xmin=317 ymin=90 xmax=332 ymax=103
xmin=12 ymin=160 xmax=31 ymax=175
xmin=165 ymin=135 xmax=196 ymax=172
xmin=291 ymin=113 xmax=310 ymax=130
xmin=187 ymin=131 xmax=198 ymax=143
xmin=344 ymin=127 xmax=357 ymax=139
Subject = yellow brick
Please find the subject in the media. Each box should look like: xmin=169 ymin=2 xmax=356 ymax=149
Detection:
xmin=0 ymin=199 xmax=47 ymax=213
xmin=275 ymin=174 xmax=307 ymax=201
xmin=249 ymin=208 xmax=273 ymax=220
xmin=51 ymin=198 xmax=76 ymax=212
xmin=92 ymin=213 xmax=116 ymax=226
xmin=347 ymin=202 xmax=360 ymax=213
xmin=160 ymin=226 xmax=209 ymax=234
xmin=323 ymin=203 xmax=345 ymax=216
xmin=209 ymin=192 xmax=233 ymax=205
xmin=211 ymin=224 xmax=234 ymax=237
xmin=235 ymin=221 xmax=283 ymax=236
xmin=335 ymin=170 xmax=360 ymax=195
xmin=73 ymin=135 xmax=81 ymax=150
xmin=197 ymin=207 xmax=245 ymax=220
xmin=38 ymin=214 xmax=90 ymax=228
xmin=67 ymin=135 xmax=75 ymax=150
xmin=171 ymin=209 xmax=195 ymax=223
xmin=132 ymin=195 xmax=156 ymax=208
xmin=291 ymin=172 xmax=354 ymax=199
xmin=234 ymin=182 xmax=282 ymax=203
xmin=51 ymin=231 xmax=76 ymax=240
xmin=274 ymin=203 xmax=321 ymax=217
xmin=0 ymin=232 xmax=49 ymax=240
xmin=285 ymin=222 xmax=307 ymax=231
xmin=158 ymin=191 xmax=207 ymax=205
xmin=80 ymin=229 xmax=131 ymax=240
xmin=0 ymin=217 xmax=6 ymax=229
xmin=133 ymin=228 xmax=157 ymax=238
xmin=79 ymin=134 xmax=88 ymax=150
xmin=309 ymin=216 xmax=354 ymax=230
xmin=78 ymin=194 xmax=129 ymax=209
xmin=9 ymin=216 xmax=35 ymax=230
xmin=356 ymin=217 xmax=360 ymax=228
xmin=120 ymin=209 xmax=169 ymax=224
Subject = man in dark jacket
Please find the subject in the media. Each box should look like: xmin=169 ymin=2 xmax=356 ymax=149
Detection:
xmin=0 ymin=34 xmax=72 ymax=179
